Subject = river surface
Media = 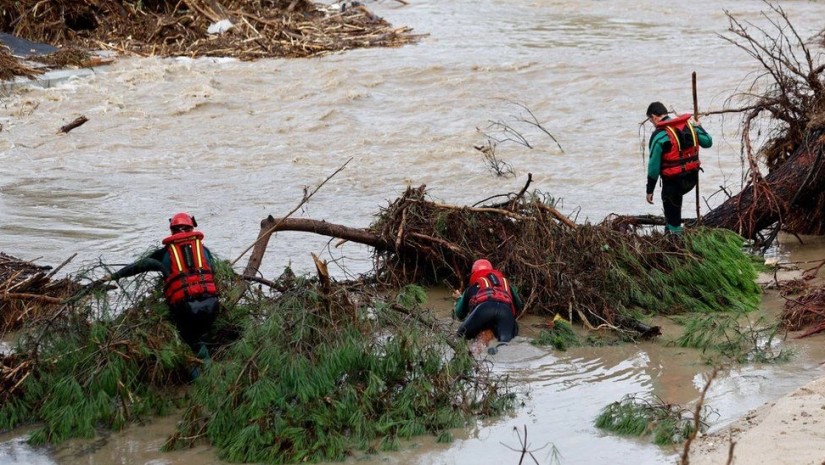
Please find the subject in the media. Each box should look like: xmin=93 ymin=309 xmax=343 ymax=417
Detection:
xmin=2 ymin=0 xmax=825 ymax=464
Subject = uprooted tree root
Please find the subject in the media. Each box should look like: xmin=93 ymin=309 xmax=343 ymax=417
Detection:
xmin=0 ymin=0 xmax=422 ymax=61
xmin=701 ymin=3 xmax=825 ymax=240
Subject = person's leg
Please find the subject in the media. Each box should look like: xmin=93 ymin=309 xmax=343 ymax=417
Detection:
xmin=491 ymin=305 xmax=518 ymax=342
xmin=171 ymin=297 xmax=218 ymax=351
xmin=661 ymin=178 xmax=684 ymax=234
xmin=678 ymin=172 xmax=698 ymax=197
xmin=457 ymin=304 xmax=498 ymax=340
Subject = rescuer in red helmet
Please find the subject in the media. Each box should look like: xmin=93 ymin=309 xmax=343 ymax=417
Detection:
xmin=95 ymin=212 xmax=220 ymax=358
xmin=454 ymin=259 xmax=523 ymax=343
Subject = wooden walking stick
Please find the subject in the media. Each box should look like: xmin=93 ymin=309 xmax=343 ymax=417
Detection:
xmin=692 ymin=71 xmax=701 ymax=223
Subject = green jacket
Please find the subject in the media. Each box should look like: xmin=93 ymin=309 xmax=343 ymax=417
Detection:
xmin=646 ymin=118 xmax=712 ymax=194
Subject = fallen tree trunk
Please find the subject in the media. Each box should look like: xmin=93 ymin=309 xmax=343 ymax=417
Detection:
xmin=702 ymin=128 xmax=825 ymax=239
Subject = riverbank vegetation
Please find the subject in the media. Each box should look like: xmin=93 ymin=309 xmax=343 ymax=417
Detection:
xmin=1 ymin=260 xmax=512 ymax=460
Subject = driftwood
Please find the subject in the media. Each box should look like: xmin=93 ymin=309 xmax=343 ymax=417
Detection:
xmin=697 ymin=6 xmax=825 ymax=240
xmin=58 ymin=115 xmax=88 ymax=134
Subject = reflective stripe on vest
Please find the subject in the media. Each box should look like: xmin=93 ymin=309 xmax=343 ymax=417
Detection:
xmin=468 ymin=270 xmax=516 ymax=316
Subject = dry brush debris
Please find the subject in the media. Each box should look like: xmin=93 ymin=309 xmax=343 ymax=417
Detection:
xmin=0 ymin=0 xmax=422 ymax=68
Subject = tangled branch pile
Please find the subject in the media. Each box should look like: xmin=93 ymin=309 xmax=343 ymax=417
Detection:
xmin=0 ymin=45 xmax=41 ymax=80
xmin=0 ymin=253 xmax=80 ymax=332
xmin=0 ymin=0 xmax=420 ymax=60
xmin=782 ymin=285 xmax=825 ymax=338
xmin=370 ymin=186 xmax=762 ymax=333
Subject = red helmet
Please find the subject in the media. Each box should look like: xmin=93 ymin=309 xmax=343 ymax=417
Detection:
xmin=471 ymin=259 xmax=493 ymax=275
xmin=169 ymin=212 xmax=197 ymax=230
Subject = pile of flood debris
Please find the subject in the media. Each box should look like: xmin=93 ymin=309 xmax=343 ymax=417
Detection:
xmin=0 ymin=0 xmax=421 ymax=79
xmin=0 ymin=46 xmax=40 ymax=80
xmin=248 ymin=181 xmax=762 ymax=339
xmin=371 ymin=187 xmax=764 ymax=330
xmin=0 ymin=253 xmax=80 ymax=332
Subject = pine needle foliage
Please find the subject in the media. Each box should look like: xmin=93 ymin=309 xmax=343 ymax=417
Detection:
xmin=604 ymin=229 xmax=762 ymax=315
xmin=163 ymin=282 xmax=513 ymax=463
xmin=594 ymin=394 xmax=704 ymax=446
xmin=674 ymin=311 xmax=792 ymax=364
xmin=2 ymin=261 xmax=512 ymax=462
xmin=0 ymin=259 xmax=247 ymax=443
xmin=531 ymin=318 xmax=579 ymax=351
xmin=0 ymin=294 xmax=192 ymax=443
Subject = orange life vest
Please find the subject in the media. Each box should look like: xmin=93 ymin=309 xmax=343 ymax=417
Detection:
xmin=161 ymin=231 xmax=218 ymax=305
xmin=468 ymin=269 xmax=516 ymax=316
xmin=654 ymin=114 xmax=701 ymax=178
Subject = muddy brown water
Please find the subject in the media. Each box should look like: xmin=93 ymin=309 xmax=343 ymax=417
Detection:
xmin=2 ymin=0 xmax=825 ymax=464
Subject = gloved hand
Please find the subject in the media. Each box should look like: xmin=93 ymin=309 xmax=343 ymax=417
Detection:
xmin=86 ymin=274 xmax=113 ymax=290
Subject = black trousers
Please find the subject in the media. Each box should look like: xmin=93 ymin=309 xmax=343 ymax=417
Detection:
xmin=661 ymin=171 xmax=698 ymax=229
xmin=457 ymin=301 xmax=518 ymax=343
xmin=169 ymin=296 xmax=219 ymax=350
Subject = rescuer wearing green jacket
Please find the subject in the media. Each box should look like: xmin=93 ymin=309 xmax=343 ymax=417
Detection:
xmin=645 ymin=101 xmax=713 ymax=234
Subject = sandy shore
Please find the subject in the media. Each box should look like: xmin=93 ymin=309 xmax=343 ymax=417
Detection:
xmin=688 ymin=374 xmax=825 ymax=465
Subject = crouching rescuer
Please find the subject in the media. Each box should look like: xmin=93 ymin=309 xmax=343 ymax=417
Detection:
xmin=454 ymin=259 xmax=523 ymax=343
xmin=96 ymin=212 xmax=220 ymax=358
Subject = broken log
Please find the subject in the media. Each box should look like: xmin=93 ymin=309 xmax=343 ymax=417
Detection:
xmin=243 ymin=215 xmax=390 ymax=277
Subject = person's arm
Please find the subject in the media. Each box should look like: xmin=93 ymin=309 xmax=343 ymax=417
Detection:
xmin=646 ymin=132 xmax=668 ymax=201
xmin=204 ymin=246 xmax=217 ymax=269
xmin=454 ymin=285 xmax=475 ymax=321
xmin=109 ymin=248 xmax=166 ymax=280
xmin=694 ymin=124 xmax=712 ymax=148
xmin=510 ymin=284 xmax=524 ymax=314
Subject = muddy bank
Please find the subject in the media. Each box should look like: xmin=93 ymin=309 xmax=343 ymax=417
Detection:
xmin=688 ymin=374 xmax=825 ymax=465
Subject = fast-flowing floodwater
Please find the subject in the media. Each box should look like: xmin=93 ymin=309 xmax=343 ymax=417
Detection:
xmin=2 ymin=0 xmax=825 ymax=464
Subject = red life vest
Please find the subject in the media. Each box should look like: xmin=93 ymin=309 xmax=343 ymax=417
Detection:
xmin=468 ymin=269 xmax=516 ymax=316
xmin=161 ymin=231 xmax=218 ymax=305
xmin=654 ymin=114 xmax=701 ymax=178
